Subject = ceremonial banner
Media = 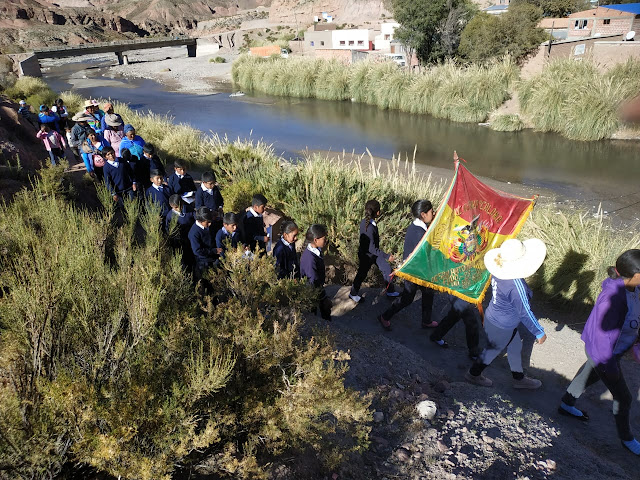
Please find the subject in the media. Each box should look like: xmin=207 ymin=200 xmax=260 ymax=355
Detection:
xmin=395 ymin=161 xmax=536 ymax=305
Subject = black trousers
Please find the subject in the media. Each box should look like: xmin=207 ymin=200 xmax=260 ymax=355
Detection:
xmin=351 ymin=254 xmax=394 ymax=295
xmin=381 ymin=280 xmax=434 ymax=325
xmin=430 ymin=301 xmax=481 ymax=356
xmin=562 ymin=349 xmax=633 ymax=441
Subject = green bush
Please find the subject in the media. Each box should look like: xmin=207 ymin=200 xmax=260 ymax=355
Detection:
xmin=210 ymin=56 xmax=226 ymax=63
xmin=0 ymin=173 xmax=371 ymax=479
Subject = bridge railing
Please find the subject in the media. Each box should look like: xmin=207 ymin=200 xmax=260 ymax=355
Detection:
xmin=33 ymin=36 xmax=193 ymax=53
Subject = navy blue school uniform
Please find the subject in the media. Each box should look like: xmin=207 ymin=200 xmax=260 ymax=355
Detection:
xmin=350 ymin=218 xmax=394 ymax=296
xmin=273 ymin=238 xmax=301 ymax=279
xmin=167 ymin=172 xmax=197 ymax=196
xmin=130 ymin=155 xmax=151 ymax=191
xmin=215 ymin=227 xmax=239 ymax=257
xmin=166 ymin=208 xmax=195 ymax=268
xmin=145 ymin=154 xmax=166 ymax=178
xmin=380 ymin=220 xmax=435 ymax=326
xmin=188 ymin=221 xmax=217 ymax=278
xmin=146 ymin=184 xmax=171 ymax=218
xmin=165 ymin=208 xmax=195 ymax=235
xmin=195 ymin=184 xmax=224 ymax=211
xmin=242 ymin=209 xmax=267 ymax=251
xmin=103 ymin=159 xmax=136 ymax=200
xmin=300 ymin=245 xmax=331 ymax=320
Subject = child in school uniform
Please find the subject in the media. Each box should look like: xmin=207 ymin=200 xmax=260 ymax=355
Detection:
xmin=188 ymin=207 xmax=218 ymax=280
xmin=142 ymin=143 xmax=166 ymax=179
xmin=146 ymin=169 xmax=171 ymax=219
xmin=349 ymin=199 xmax=398 ymax=303
xmin=242 ymin=194 xmax=269 ymax=252
xmin=165 ymin=195 xmax=195 ymax=268
xmin=378 ymin=200 xmax=437 ymax=331
xmin=215 ymin=212 xmax=240 ymax=258
xmin=300 ymin=224 xmax=331 ymax=321
xmin=465 ymin=238 xmax=548 ymax=389
xmin=167 ymin=160 xmax=197 ymax=196
xmin=273 ymin=220 xmax=301 ymax=280
xmin=195 ymin=171 xmax=224 ymax=213
xmin=102 ymin=146 xmax=137 ymax=202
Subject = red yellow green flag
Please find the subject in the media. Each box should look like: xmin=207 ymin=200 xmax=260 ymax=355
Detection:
xmin=394 ymin=161 xmax=536 ymax=305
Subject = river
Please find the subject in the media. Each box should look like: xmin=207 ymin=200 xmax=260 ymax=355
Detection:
xmin=41 ymin=54 xmax=640 ymax=221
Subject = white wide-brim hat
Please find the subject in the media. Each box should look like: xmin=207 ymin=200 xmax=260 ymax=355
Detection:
xmin=484 ymin=238 xmax=546 ymax=280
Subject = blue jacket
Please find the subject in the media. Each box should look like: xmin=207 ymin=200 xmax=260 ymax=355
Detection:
xmin=144 ymin=154 xmax=166 ymax=178
xmin=357 ymin=219 xmax=389 ymax=260
xmin=273 ymin=239 xmax=300 ymax=279
xmin=485 ymin=277 xmax=545 ymax=339
xmin=146 ymin=185 xmax=171 ymax=217
xmin=300 ymin=247 xmax=325 ymax=288
xmin=167 ymin=172 xmax=197 ymax=196
xmin=188 ymin=222 xmax=217 ymax=266
xmin=215 ymin=227 xmax=238 ymax=256
xmin=119 ymin=136 xmax=145 ymax=159
xmin=195 ymin=186 xmax=224 ymax=211
xmin=403 ymin=222 xmax=428 ymax=260
xmin=38 ymin=112 xmax=60 ymax=132
xmin=103 ymin=160 xmax=135 ymax=196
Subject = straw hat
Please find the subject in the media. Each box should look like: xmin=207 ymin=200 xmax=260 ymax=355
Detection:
xmin=484 ymin=238 xmax=546 ymax=280
xmin=104 ymin=113 xmax=123 ymax=127
xmin=83 ymin=99 xmax=100 ymax=109
xmin=72 ymin=112 xmax=94 ymax=122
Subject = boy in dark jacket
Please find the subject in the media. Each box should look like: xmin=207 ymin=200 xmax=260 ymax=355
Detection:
xmin=195 ymin=171 xmax=224 ymax=213
xmin=188 ymin=207 xmax=217 ymax=279
xmin=146 ymin=169 xmax=171 ymax=218
xmin=273 ymin=220 xmax=300 ymax=279
xmin=102 ymin=146 xmax=137 ymax=202
xmin=215 ymin=212 xmax=240 ymax=258
xmin=241 ymin=194 xmax=268 ymax=252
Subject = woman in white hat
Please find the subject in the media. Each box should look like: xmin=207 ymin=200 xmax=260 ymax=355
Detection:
xmin=102 ymin=113 xmax=125 ymax=157
xmin=465 ymin=238 xmax=547 ymax=389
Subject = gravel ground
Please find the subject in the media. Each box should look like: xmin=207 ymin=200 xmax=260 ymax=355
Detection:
xmin=262 ymin=286 xmax=640 ymax=480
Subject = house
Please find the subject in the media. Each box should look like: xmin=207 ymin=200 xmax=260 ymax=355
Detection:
xmin=537 ymin=18 xmax=569 ymax=39
xmin=483 ymin=4 xmax=509 ymax=15
xmin=374 ymin=22 xmax=400 ymax=52
xmin=568 ymin=4 xmax=640 ymax=39
xmin=306 ymin=28 xmax=375 ymax=51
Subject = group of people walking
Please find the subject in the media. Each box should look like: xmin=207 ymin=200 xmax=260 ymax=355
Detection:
xmin=18 ymin=95 xmax=640 ymax=458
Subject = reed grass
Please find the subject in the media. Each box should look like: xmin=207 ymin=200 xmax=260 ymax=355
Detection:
xmin=490 ymin=113 xmax=524 ymax=132
xmin=232 ymin=55 xmax=518 ymax=124
xmin=519 ymin=57 xmax=640 ymax=141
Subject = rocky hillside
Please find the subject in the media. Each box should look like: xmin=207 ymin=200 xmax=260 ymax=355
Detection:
xmin=269 ymin=0 xmax=390 ymax=24
xmin=0 ymin=0 xmax=270 ymax=51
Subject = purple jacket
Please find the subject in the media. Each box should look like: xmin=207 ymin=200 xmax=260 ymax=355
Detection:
xmin=581 ymin=277 xmax=628 ymax=371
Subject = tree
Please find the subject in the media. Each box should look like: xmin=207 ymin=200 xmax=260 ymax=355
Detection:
xmin=458 ymin=3 xmax=547 ymax=63
xmin=389 ymin=0 xmax=476 ymax=64
xmin=511 ymin=0 xmax=590 ymax=17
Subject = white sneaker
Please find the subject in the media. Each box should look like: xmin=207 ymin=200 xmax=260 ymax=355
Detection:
xmin=349 ymin=293 xmax=362 ymax=303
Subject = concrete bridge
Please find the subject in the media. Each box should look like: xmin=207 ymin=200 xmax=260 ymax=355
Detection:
xmin=16 ymin=36 xmax=203 ymax=77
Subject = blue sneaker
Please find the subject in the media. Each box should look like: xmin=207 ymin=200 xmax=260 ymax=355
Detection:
xmin=558 ymin=402 xmax=589 ymax=421
xmin=623 ymin=438 xmax=640 ymax=455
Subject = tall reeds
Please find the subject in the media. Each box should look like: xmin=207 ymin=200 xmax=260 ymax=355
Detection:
xmin=232 ymin=55 xmax=518 ymax=123
xmin=519 ymin=57 xmax=640 ymax=141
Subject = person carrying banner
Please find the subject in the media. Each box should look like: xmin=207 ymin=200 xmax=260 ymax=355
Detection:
xmin=378 ymin=200 xmax=438 ymax=331
xmin=558 ymin=249 xmax=640 ymax=456
xmin=349 ymin=199 xmax=399 ymax=308
xmin=465 ymin=238 xmax=548 ymax=389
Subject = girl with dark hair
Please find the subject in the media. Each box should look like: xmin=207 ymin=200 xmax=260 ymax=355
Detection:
xmin=377 ymin=200 xmax=438 ymax=331
xmin=349 ymin=199 xmax=398 ymax=306
xmin=273 ymin=220 xmax=300 ymax=279
xmin=559 ymin=249 xmax=640 ymax=455
xmin=300 ymin=224 xmax=331 ymax=321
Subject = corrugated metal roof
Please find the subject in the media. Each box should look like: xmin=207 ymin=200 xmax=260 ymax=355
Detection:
xmin=484 ymin=4 xmax=509 ymax=11
xmin=602 ymin=3 xmax=640 ymax=15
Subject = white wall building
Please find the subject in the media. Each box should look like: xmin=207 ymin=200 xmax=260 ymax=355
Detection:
xmin=331 ymin=29 xmax=375 ymax=49
xmin=374 ymin=22 xmax=400 ymax=52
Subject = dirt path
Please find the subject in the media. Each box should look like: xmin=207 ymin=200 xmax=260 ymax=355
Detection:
xmin=323 ymin=285 xmax=639 ymax=479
